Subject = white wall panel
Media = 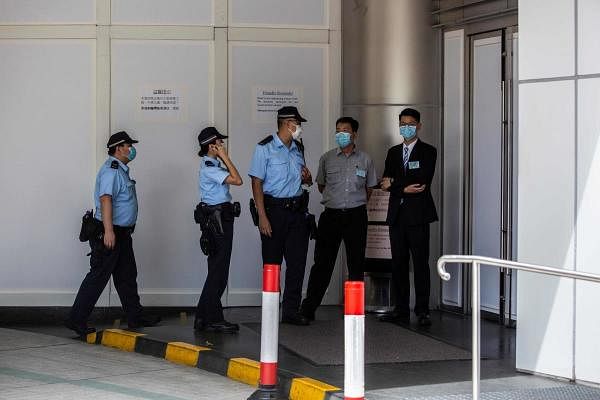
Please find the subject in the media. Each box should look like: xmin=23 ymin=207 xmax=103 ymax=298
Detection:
xmin=111 ymin=0 xmax=212 ymax=25
xmin=228 ymin=43 xmax=326 ymax=305
xmin=111 ymin=40 xmax=212 ymax=305
xmin=575 ymin=78 xmax=600 ymax=383
xmin=578 ymin=0 xmax=600 ymax=75
xmin=519 ymin=0 xmax=574 ymax=79
xmin=0 ymin=40 xmax=95 ymax=303
xmin=229 ymin=0 xmax=327 ymax=28
xmin=0 ymin=0 xmax=95 ymax=24
xmin=442 ymin=30 xmax=464 ymax=308
xmin=516 ymin=80 xmax=575 ymax=379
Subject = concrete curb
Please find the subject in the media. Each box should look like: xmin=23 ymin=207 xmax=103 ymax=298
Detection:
xmin=85 ymin=329 xmax=343 ymax=400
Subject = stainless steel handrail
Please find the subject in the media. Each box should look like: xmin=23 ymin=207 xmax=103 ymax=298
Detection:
xmin=437 ymin=255 xmax=600 ymax=400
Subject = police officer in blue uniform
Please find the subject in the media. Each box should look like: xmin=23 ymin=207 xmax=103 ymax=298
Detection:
xmin=249 ymin=106 xmax=313 ymax=326
xmin=66 ymin=131 xmax=159 ymax=337
xmin=194 ymin=127 xmax=243 ymax=333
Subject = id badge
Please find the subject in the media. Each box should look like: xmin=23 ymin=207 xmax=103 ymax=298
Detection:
xmin=356 ymin=168 xmax=367 ymax=178
xmin=408 ymin=161 xmax=420 ymax=170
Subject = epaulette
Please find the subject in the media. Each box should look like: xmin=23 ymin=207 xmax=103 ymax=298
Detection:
xmin=204 ymin=160 xmax=215 ymax=167
xmin=258 ymin=135 xmax=274 ymax=146
xmin=110 ymin=160 xmax=119 ymax=169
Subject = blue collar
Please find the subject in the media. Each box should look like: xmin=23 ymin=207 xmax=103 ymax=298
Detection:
xmin=203 ymin=155 xmax=220 ymax=166
xmin=108 ymin=156 xmax=129 ymax=172
xmin=273 ymin=133 xmax=297 ymax=151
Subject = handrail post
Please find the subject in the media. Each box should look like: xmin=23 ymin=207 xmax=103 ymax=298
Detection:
xmin=472 ymin=261 xmax=481 ymax=400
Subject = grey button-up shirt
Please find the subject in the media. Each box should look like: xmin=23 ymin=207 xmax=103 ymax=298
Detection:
xmin=316 ymin=146 xmax=378 ymax=209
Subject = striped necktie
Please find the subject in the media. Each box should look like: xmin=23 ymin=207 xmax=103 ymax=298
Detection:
xmin=403 ymin=146 xmax=410 ymax=170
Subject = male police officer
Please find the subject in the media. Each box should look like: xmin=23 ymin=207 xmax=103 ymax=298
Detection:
xmin=301 ymin=117 xmax=377 ymax=321
xmin=194 ymin=127 xmax=243 ymax=333
xmin=66 ymin=131 xmax=159 ymax=337
xmin=249 ymin=106 xmax=313 ymax=326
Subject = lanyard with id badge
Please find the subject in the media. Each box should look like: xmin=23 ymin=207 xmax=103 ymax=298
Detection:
xmin=408 ymin=161 xmax=420 ymax=170
xmin=355 ymin=165 xmax=367 ymax=178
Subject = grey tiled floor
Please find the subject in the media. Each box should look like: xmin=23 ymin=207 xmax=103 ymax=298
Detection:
xmin=329 ymin=376 xmax=600 ymax=399
xmin=0 ymin=328 xmax=254 ymax=400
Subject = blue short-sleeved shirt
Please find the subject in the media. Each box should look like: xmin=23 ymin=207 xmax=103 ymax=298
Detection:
xmin=248 ymin=133 xmax=304 ymax=198
xmin=94 ymin=156 xmax=138 ymax=227
xmin=199 ymin=156 xmax=231 ymax=205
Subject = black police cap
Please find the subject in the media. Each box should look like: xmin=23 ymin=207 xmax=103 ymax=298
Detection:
xmin=277 ymin=106 xmax=307 ymax=122
xmin=198 ymin=127 xmax=228 ymax=147
xmin=107 ymin=131 xmax=139 ymax=148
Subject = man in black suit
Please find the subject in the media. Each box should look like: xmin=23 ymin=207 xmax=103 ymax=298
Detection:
xmin=380 ymin=108 xmax=438 ymax=327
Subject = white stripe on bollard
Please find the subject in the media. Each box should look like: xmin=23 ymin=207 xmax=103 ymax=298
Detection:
xmin=344 ymin=315 xmax=365 ymax=399
xmin=260 ymin=292 xmax=279 ymax=364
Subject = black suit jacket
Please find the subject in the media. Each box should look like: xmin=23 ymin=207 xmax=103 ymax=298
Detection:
xmin=383 ymin=139 xmax=438 ymax=226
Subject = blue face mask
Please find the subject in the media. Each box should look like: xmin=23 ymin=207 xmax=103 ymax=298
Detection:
xmin=335 ymin=131 xmax=352 ymax=148
xmin=127 ymin=146 xmax=137 ymax=161
xmin=400 ymin=125 xmax=417 ymax=140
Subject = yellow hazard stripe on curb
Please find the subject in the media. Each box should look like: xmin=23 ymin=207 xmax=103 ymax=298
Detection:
xmin=290 ymin=377 xmax=340 ymax=400
xmin=165 ymin=342 xmax=211 ymax=367
xmin=101 ymin=329 xmax=146 ymax=352
xmin=86 ymin=332 xmax=97 ymax=344
xmin=227 ymin=358 xmax=260 ymax=387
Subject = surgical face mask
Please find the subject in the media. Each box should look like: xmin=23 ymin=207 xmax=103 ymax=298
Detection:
xmin=291 ymin=124 xmax=303 ymax=140
xmin=335 ymin=131 xmax=352 ymax=148
xmin=399 ymin=125 xmax=417 ymax=141
xmin=127 ymin=145 xmax=137 ymax=161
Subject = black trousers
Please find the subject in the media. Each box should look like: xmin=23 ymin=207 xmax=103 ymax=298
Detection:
xmin=70 ymin=226 xmax=143 ymax=325
xmin=261 ymin=206 xmax=310 ymax=317
xmin=302 ymin=205 xmax=367 ymax=314
xmin=196 ymin=213 xmax=234 ymax=323
xmin=389 ymin=222 xmax=431 ymax=316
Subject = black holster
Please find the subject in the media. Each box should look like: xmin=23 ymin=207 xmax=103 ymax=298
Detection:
xmin=194 ymin=202 xmax=235 ymax=255
xmin=249 ymin=199 xmax=259 ymax=226
xmin=79 ymin=210 xmax=103 ymax=242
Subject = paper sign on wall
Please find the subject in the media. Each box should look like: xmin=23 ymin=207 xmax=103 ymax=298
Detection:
xmin=137 ymin=86 xmax=186 ymax=122
xmin=365 ymin=225 xmax=392 ymax=260
xmin=254 ymin=86 xmax=303 ymax=122
xmin=367 ymin=189 xmax=390 ymax=222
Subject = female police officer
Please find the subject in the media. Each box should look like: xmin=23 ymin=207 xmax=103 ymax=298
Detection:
xmin=194 ymin=127 xmax=243 ymax=333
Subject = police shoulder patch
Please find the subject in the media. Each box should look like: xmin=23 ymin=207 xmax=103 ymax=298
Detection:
xmin=204 ymin=160 xmax=215 ymax=167
xmin=258 ymin=135 xmax=274 ymax=146
xmin=110 ymin=160 xmax=119 ymax=169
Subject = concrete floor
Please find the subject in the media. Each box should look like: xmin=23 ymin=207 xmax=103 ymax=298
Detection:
xmin=0 ymin=327 xmax=254 ymax=400
xmin=5 ymin=307 xmax=600 ymax=399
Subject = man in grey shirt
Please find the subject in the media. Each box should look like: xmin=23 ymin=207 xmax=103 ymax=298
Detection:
xmin=300 ymin=117 xmax=377 ymax=321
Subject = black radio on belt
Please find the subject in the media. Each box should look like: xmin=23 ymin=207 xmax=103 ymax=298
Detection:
xmin=79 ymin=210 xmax=103 ymax=242
xmin=232 ymin=201 xmax=241 ymax=218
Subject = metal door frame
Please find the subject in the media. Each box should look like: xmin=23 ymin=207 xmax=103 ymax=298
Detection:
xmin=465 ymin=26 xmax=518 ymax=326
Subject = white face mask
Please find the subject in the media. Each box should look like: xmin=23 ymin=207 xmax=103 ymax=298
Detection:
xmin=291 ymin=124 xmax=303 ymax=140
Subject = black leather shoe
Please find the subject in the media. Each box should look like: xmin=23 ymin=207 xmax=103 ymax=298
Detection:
xmin=128 ymin=314 xmax=161 ymax=329
xmin=200 ymin=320 xmax=240 ymax=334
xmin=299 ymin=307 xmax=315 ymax=322
xmin=417 ymin=314 xmax=432 ymax=327
xmin=193 ymin=318 xmax=204 ymax=331
xmin=281 ymin=312 xmax=309 ymax=326
xmin=64 ymin=319 xmax=96 ymax=337
xmin=379 ymin=313 xmax=410 ymax=326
